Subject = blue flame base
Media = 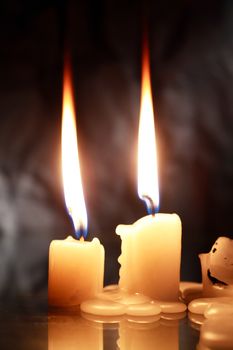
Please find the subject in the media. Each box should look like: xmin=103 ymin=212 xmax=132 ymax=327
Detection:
xmin=75 ymin=226 xmax=88 ymax=240
xmin=142 ymin=195 xmax=159 ymax=216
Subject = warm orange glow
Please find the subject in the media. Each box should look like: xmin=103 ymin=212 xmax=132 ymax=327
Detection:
xmin=137 ymin=40 xmax=159 ymax=212
xmin=61 ymin=61 xmax=87 ymax=236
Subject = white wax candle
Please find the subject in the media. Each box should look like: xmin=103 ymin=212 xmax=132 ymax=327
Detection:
xmin=116 ymin=213 xmax=182 ymax=301
xmin=115 ymin=41 xmax=182 ymax=304
xmin=49 ymin=61 xmax=105 ymax=308
xmin=48 ymin=236 xmax=104 ymax=307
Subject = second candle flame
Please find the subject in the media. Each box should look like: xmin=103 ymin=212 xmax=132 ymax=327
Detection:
xmin=61 ymin=62 xmax=87 ymax=239
xmin=137 ymin=41 xmax=159 ymax=214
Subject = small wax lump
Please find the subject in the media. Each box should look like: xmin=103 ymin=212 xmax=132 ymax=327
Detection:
xmin=199 ymin=236 xmax=233 ymax=298
xmin=187 ymin=236 xmax=233 ymax=317
xmin=209 ymin=237 xmax=233 ymax=285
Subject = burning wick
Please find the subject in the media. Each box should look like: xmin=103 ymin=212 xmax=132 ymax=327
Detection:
xmin=76 ymin=226 xmax=87 ymax=240
xmin=142 ymin=195 xmax=158 ymax=216
xmin=67 ymin=207 xmax=87 ymax=239
xmin=48 ymin=57 xmax=105 ymax=308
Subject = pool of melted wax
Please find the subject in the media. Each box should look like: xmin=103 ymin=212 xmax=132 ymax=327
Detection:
xmin=188 ymin=306 xmax=233 ymax=349
xmin=80 ymin=285 xmax=187 ymax=317
xmin=188 ymin=297 xmax=233 ymax=315
xmin=180 ymin=281 xmax=233 ymax=323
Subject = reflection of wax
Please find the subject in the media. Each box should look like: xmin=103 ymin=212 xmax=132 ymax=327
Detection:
xmin=118 ymin=319 xmax=179 ymax=350
xmin=48 ymin=236 xmax=104 ymax=306
xmin=117 ymin=214 xmax=181 ymax=301
xmin=198 ymin=316 xmax=233 ymax=349
xmin=48 ymin=315 xmax=103 ymax=350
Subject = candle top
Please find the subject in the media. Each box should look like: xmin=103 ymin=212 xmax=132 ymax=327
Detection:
xmin=51 ymin=236 xmax=101 ymax=246
xmin=116 ymin=213 xmax=181 ymax=236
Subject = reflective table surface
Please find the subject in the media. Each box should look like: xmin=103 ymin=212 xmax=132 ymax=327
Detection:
xmin=0 ymin=297 xmax=200 ymax=350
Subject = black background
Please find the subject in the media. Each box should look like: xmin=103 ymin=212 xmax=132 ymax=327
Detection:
xmin=0 ymin=0 xmax=233 ymax=298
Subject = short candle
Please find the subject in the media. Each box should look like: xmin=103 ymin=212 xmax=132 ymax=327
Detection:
xmin=48 ymin=61 xmax=104 ymax=307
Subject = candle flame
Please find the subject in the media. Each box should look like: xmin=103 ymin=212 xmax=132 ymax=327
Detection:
xmin=61 ymin=61 xmax=87 ymax=239
xmin=137 ymin=40 xmax=159 ymax=214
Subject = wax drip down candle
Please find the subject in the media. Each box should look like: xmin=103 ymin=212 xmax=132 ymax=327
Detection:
xmin=116 ymin=39 xmax=182 ymax=302
xmin=48 ymin=59 xmax=104 ymax=307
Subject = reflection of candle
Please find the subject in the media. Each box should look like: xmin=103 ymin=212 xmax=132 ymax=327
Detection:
xmin=118 ymin=319 xmax=179 ymax=350
xmin=48 ymin=61 xmax=104 ymax=307
xmin=116 ymin=40 xmax=182 ymax=302
xmin=48 ymin=314 xmax=103 ymax=350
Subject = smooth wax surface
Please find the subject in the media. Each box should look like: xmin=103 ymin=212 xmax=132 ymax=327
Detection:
xmin=126 ymin=302 xmax=161 ymax=316
xmin=159 ymin=301 xmax=187 ymax=314
xmin=188 ymin=297 xmax=233 ymax=314
xmin=81 ymin=299 xmax=126 ymax=316
xmin=204 ymin=302 xmax=233 ymax=318
xmin=116 ymin=214 xmax=182 ymax=301
xmin=80 ymin=284 xmax=186 ymax=317
xmin=48 ymin=236 xmax=104 ymax=306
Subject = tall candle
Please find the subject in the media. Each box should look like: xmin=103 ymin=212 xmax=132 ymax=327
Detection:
xmin=117 ymin=39 xmax=182 ymax=301
xmin=48 ymin=60 xmax=104 ymax=307
xmin=117 ymin=215 xmax=181 ymax=301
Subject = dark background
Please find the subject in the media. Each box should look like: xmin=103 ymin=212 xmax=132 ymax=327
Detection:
xmin=0 ymin=0 xmax=233 ymax=298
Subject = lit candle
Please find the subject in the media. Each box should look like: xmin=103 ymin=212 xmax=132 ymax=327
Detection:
xmin=48 ymin=61 xmax=105 ymax=307
xmin=116 ymin=40 xmax=182 ymax=302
